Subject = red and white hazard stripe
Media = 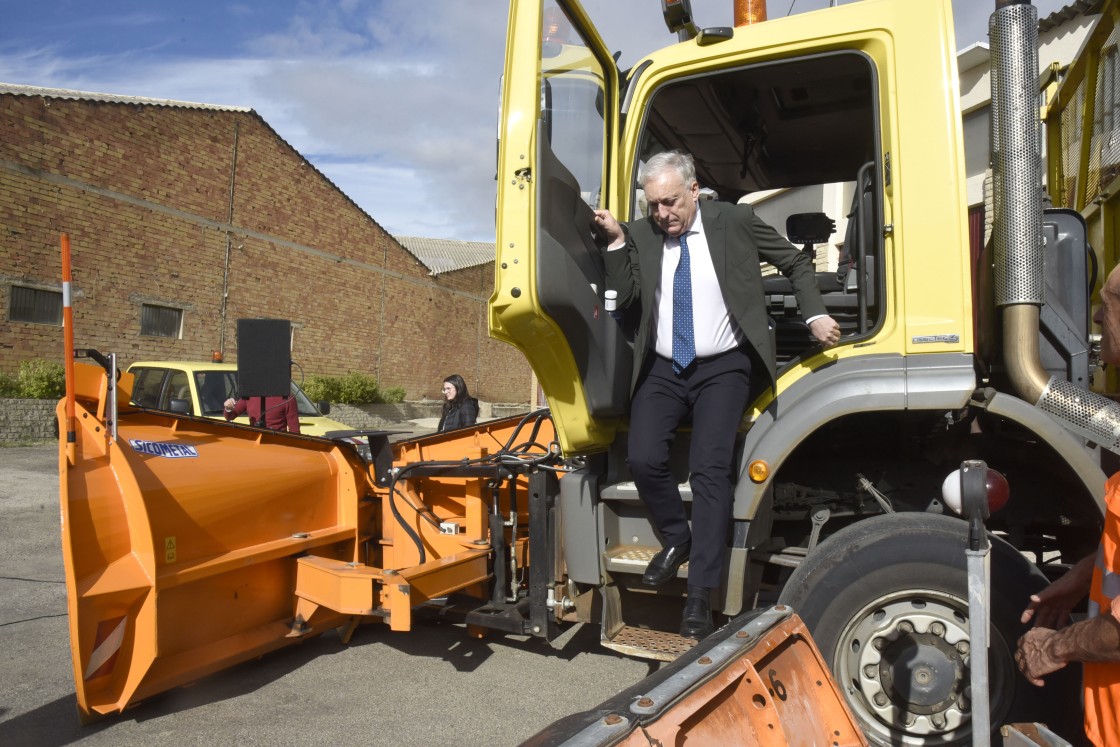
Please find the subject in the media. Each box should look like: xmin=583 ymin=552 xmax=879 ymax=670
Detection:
xmin=84 ymin=616 xmax=126 ymax=681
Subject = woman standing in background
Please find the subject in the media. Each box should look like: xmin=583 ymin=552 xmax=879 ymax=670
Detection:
xmin=438 ymin=374 xmax=478 ymax=432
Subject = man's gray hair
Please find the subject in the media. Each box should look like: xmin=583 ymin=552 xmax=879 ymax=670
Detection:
xmin=638 ymin=150 xmax=697 ymax=189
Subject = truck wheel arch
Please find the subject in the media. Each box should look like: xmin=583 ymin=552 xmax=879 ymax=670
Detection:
xmin=735 ymin=353 xmax=976 ymax=519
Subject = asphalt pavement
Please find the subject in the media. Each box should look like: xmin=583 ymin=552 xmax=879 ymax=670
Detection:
xmin=0 ymin=443 xmax=655 ymax=746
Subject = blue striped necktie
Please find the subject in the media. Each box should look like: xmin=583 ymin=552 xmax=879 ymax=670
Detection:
xmin=672 ymin=233 xmax=695 ymax=374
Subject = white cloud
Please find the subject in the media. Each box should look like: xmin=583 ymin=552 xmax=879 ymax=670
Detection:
xmin=0 ymin=2 xmax=509 ymax=241
xmin=0 ymin=0 xmax=1095 ymax=243
xmin=311 ymin=159 xmax=446 ymax=236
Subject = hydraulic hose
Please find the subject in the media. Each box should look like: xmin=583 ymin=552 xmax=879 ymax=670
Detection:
xmin=382 ymin=410 xmax=559 ymax=570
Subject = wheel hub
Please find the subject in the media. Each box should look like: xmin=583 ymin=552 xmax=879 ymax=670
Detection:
xmin=879 ymin=631 xmax=966 ymax=713
xmin=837 ymin=593 xmax=976 ymax=743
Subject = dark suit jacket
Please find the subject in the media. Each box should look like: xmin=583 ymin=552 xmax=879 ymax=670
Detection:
xmin=439 ymin=396 xmax=479 ymax=432
xmin=603 ymin=200 xmax=828 ymax=394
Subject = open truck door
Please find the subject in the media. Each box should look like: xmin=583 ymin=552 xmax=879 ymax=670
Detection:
xmin=491 ymin=0 xmax=628 ymax=455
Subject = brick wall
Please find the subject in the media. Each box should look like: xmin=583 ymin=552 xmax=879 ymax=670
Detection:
xmin=0 ymin=93 xmax=532 ymax=403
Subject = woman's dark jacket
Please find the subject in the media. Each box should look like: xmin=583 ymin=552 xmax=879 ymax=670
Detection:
xmin=438 ymin=397 xmax=479 ymax=432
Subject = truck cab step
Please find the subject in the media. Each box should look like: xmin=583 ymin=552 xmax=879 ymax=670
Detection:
xmin=605 ymin=545 xmax=689 ymax=579
xmin=600 ymin=481 xmax=693 ymax=503
xmin=601 ymin=624 xmax=699 ymax=662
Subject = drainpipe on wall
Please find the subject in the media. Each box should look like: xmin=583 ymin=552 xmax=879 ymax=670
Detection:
xmin=376 ymin=240 xmax=386 ymax=386
xmin=218 ymin=120 xmax=240 ymax=358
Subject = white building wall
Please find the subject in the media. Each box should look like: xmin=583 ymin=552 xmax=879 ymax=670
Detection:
xmin=958 ymin=13 xmax=1098 ymax=208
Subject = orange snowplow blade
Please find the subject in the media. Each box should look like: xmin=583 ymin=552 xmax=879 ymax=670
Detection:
xmin=58 ymin=363 xmax=366 ymax=721
xmin=58 ymin=361 xmax=545 ymax=722
xmin=523 ymin=606 xmax=868 ymax=747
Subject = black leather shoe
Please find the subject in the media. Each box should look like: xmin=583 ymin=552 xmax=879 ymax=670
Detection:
xmin=680 ymin=594 xmax=714 ymax=639
xmin=642 ymin=542 xmax=691 ymax=586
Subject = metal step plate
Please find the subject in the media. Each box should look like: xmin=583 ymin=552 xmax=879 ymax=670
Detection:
xmin=601 ymin=624 xmax=698 ymax=661
xmin=600 ymin=481 xmax=693 ymax=503
xmin=605 ymin=546 xmax=689 ymax=578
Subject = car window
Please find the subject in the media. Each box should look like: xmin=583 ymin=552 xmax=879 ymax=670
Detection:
xmin=162 ymin=371 xmax=192 ymax=411
xmin=195 ymin=371 xmax=238 ymax=416
xmin=130 ymin=368 xmax=167 ymax=408
xmin=129 ymin=366 xmax=322 ymax=419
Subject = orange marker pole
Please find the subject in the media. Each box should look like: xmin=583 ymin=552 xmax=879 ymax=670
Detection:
xmin=62 ymin=233 xmax=77 ymax=464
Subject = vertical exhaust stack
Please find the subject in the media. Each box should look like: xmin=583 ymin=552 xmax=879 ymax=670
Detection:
xmin=990 ymin=1 xmax=1120 ymax=453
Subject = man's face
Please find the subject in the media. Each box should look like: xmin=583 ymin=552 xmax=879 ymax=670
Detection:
xmin=643 ymin=171 xmax=700 ymax=237
xmin=1095 ymin=267 xmax=1120 ymax=366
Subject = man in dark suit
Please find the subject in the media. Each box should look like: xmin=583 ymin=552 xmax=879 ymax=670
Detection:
xmin=593 ymin=150 xmax=840 ymax=638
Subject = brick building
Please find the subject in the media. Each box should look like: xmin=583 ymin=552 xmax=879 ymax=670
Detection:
xmin=0 ymin=84 xmax=532 ymax=403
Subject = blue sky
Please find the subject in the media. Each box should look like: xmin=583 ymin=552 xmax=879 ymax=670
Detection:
xmin=0 ymin=0 xmax=1073 ymax=242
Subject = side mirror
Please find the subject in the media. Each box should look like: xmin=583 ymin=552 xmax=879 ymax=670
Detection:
xmin=169 ymin=399 xmax=191 ymax=414
xmin=317 ymin=400 xmax=331 ymax=415
xmin=786 ymin=212 xmax=836 ymax=245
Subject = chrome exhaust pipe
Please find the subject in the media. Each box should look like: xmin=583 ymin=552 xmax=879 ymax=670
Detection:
xmin=991 ymin=1 xmax=1120 ymax=453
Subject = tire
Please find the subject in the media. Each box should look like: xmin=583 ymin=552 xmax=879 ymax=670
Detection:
xmin=778 ymin=512 xmax=1083 ymax=747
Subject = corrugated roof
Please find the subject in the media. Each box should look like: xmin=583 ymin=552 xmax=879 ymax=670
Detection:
xmin=959 ymin=1 xmax=1102 ymax=72
xmin=0 ymin=82 xmax=251 ymax=112
xmin=394 ymin=236 xmax=495 ymax=276
xmin=1039 ymin=0 xmax=1103 ymax=33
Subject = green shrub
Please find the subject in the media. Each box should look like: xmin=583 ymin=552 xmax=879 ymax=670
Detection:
xmin=302 ymin=372 xmax=405 ymax=405
xmin=0 ymin=359 xmax=66 ymax=399
xmin=380 ymin=386 xmax=407 ymax=403
xmin=20 ymin=359 xmax=66 ymax=399
xmin=337 ymin=372 xmax=381 ymax=404
xmin=302 ymin=374 xmax=343 ymax=404
xmin=0 ymin=371 xmax=19 ymax=398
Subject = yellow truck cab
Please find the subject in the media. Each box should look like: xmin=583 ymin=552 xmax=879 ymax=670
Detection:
xmin=491 ymin=0 xmax=1104 ymax=742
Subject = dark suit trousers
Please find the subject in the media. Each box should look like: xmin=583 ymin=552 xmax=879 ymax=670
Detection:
xmin=627 ymin=347 xmax=752 ymax=589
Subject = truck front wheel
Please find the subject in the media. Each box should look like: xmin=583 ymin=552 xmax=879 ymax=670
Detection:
xmin=777 ymin=512 xmax=1081 ymax=746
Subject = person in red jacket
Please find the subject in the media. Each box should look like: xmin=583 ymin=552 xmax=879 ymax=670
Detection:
xmin=223 ymin=394 xmax=300 ymax=433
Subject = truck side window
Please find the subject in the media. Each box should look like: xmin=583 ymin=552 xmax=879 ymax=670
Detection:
xmin=196 ymin=371 xmax=232 ymax=416
xmin=539 ymin=0 xmax=606 ymax=209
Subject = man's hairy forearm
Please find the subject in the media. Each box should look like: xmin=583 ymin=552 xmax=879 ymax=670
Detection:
xmin=1052 ymin=614 xmax=1120 ymax=664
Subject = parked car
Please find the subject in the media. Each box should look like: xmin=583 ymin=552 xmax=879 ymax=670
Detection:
xmin=125 ymin=361 xmax=370 ymax=458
